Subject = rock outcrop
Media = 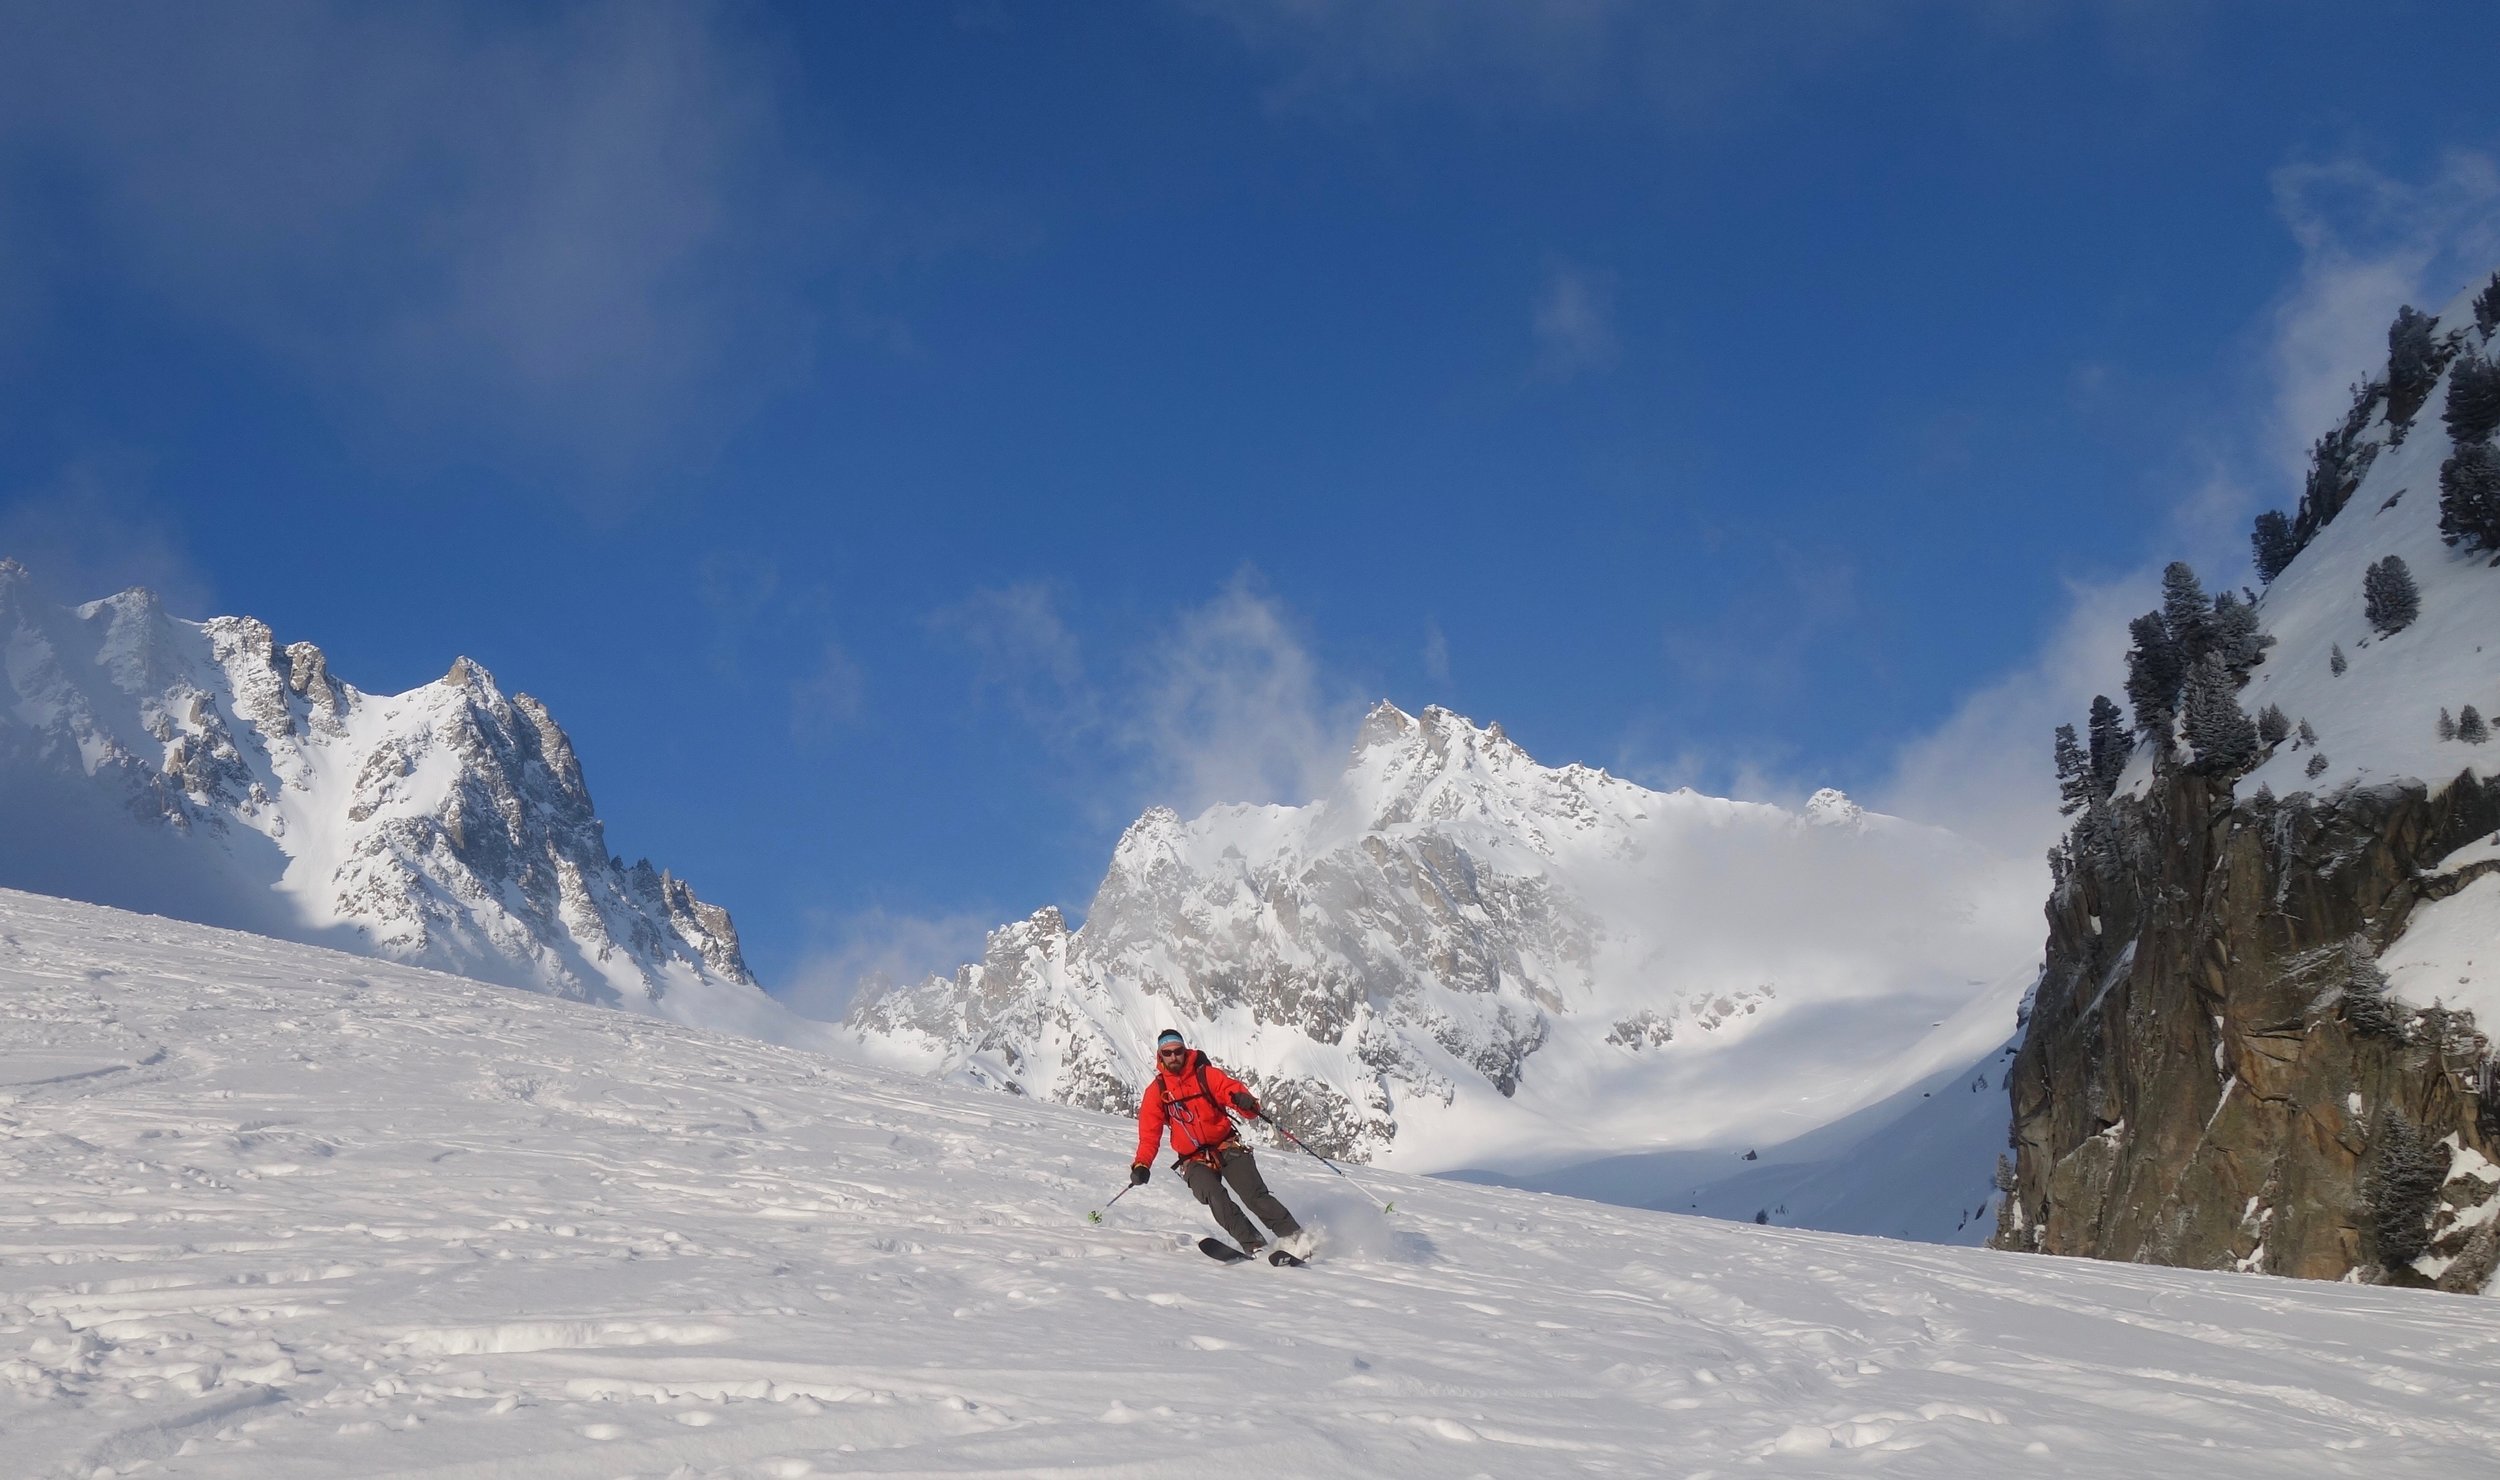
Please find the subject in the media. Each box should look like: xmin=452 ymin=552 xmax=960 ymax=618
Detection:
xmin=1999 ymin=274 xmax=2500 ymax=1291
xmin=2000 ymin=768 xmax=2500 ymax=1289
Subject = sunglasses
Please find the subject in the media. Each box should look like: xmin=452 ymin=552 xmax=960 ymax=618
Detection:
xmin=1158 ymin=1045 xmax=1187 ymax=1056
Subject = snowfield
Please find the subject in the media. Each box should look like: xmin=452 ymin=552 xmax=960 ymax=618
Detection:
xmin=7 ymin=890 xmax=2499 ymax=1479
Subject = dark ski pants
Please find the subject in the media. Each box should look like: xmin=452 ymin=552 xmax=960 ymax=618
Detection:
xmin=1182 ymin=1145 xmax=1300 ymax=1251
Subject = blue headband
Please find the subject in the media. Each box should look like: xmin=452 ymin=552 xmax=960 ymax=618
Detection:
xmin=1156 ymin=1030 xmax=1185 ymax=1047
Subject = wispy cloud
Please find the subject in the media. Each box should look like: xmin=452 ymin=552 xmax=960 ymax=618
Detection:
xmin=929 ymin=581 xmax=1096 ymax=734
xmin=1422 ymin=619 xmax=1452 ymax=688
xmin=789 ymin=639 xmax=867 ymax=743
xmin=1126 ymin=573 xmax=1358 ymax=814
xmin=0 ymin=458 xmax=213 ymax=613
xmin=1199 ymin=0 xmax=1911 ymax=129
xmin=776 ymin=904 xmax=999 ymax=1020
xmin=1868 ymin=150 xmax=2500 ymax=865
xmin=933 ymin=571 xmax=1369 ymax=818
xmin=0 ymin=3 xmax=907 ymax=493
xmin=2263 ymin=150 xmax=2500 ymax=485
xmin=1530 ymin=264 xmax=1619 ymax=382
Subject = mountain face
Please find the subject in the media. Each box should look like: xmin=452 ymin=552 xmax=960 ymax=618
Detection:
xmin=0 ymin=563 xmax=813 ymax=1044
xmin=2001 ymin=275 xmax=2500 ymax=1292
xmin=849 ymin=701 xmax=2039 ymax=1233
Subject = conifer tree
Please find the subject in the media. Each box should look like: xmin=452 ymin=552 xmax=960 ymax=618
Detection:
xmin=2307 ymin=752 xmax=2330 ymax=779
xmin=2364 ymin=555 xmax=2420 ymax=636
xmin=2161 ymin=562 xmax=2212 ymax=665
xmin=2123 ymin=612 xmax=2183 ymax=735
xmin=2330 ymin=642 xmax=2348 ymax=676
xmin=2443 ymin=352 xmax=2500 ymax=446
xmin=2438 ymin=707 xmax=2458 ymax=741
xmin=2251 ymin=510 xmax=2299 ymax=584
xmin=2439 ymin=440 xmax=2500 ymax=550
xmin=2461 ymin=705 xmax=2490 ymax=744
xmin=2181 ymin=652 xmax=2259 ymax=776
xmin=2257 ymin=703 xmax=2289 ymax=747
xmin=2054 ymin=724 xmax=2091 ymax=815
xmin=2388 ymin=305 xmax=2444 ymax=425
xmin=2086 ymin=694 xmax=2132 ymax=796
xmin=2209 ymin=591 xmax=2271 ymax=675
xmin=2478 ymin=272 xmax=2500 ymax=337
xmin=2297 ymin=717 xmax=2318 ymax=748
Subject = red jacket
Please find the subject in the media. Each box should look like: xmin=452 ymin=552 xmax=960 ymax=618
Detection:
xmin=1135 ymin=1049 xmax=1257 ymax=1166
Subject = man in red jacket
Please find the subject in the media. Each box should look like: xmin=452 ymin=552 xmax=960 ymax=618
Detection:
xmin=1131 ymin=1029 xmax=1308 ymax=1257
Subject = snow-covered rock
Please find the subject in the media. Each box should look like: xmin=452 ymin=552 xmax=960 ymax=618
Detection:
xmin=851 ymin=701 xmax=2040 ymax=1230
xmin=0 ymin=565 xmax=818 ymax=1045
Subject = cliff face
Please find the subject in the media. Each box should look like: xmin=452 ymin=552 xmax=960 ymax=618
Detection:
xmin=2001 ymin=759 xmax=2500 ymax=1289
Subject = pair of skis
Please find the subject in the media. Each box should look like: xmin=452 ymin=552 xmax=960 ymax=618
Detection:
xmin=1199 ymin=1236 xmax=1305 ymax=1268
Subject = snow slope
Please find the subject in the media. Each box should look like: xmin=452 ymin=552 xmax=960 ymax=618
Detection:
xmin=0 ymin=562 xmax=823 ymax=1048
xmin=2209 ymin=273 xmax=2500 ymax=1024
xmin=9 ymin=888 xmax=2497 ymax=1478
xmin=852 ymin=703 xmax=2040 ymax=1232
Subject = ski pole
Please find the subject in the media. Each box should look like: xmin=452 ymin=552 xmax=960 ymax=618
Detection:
xmin=1261 ymin=1115 xmax=1395 ymax=1214
xmin=1085 ymin=1182 xmax=1137 ymax=1224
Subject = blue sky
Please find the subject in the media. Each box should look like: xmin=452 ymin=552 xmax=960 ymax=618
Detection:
xmin=5 ymin=1 xmax=2500 ymax=1003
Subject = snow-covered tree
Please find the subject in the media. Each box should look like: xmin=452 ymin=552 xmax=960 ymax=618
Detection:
xmin=2330 ymin=642 xmax=2348 ymax=677
xmin=2054 ymin=724 xmax=2091 ymax=815
xmin=2124 ymin=612 xmax=2183 ymax=736
xmin=2460 ymin=705 xmax=2489 ymax=744
xmin=2257 ymin=703 xmax=2289 ymax=747
xmin=2161 ymin=562 xmax=2212 ymax=664
xmin=2364 ymin=556 xmax=2420 ymax=636
xmin=2444 ymin=352 xmax=2500 ymax=447
xmin=2086 ymin=694 xmax=2131 ymax=796
xmin=2209 ymin=591 xmax=2271 ymax=675
xmin=2307 ymin=751 xmax=2330 ymax=779
xmin=2344 ymin=940 xmax=2404 ymax=1040
xmin=2388 ymin=305 xmax=2445 ymax=427
xmin=2181 ymin=653 xmax=2259 ymax=776
xmin=2438 ymin=707 xmax=2458 ymax=741
xmin=2251 ymin=510 xmax=2298 ymax=584
xmin=2297 ymin=717 xmax=2318 ymax=748
xmin=2439 ymin=440 xmax=2500 ymax=551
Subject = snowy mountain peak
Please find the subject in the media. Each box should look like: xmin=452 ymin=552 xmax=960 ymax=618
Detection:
xmin=852 ymin=700 xmax=2038 ymax=1213
xmin=1804 ymin=787 xmax=1866 ymax=828
xmin=0 ymin=567 xmax=817 ymax=1045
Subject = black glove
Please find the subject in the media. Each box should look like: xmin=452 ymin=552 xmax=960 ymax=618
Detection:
xmin=1129 ymin=1163 xmax=1151 ymax=1186
xmin=1229 ymin=1091 xmax=1261 ymax=1117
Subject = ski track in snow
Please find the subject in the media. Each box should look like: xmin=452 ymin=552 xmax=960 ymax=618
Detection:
xmin=4 ymin=891 xmax=2498 ymax=1478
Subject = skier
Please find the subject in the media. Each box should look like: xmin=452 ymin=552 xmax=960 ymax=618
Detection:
xmin=1130 ymin=1029 xmax=1310 ymax=1259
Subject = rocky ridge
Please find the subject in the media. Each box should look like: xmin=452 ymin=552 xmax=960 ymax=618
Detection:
xmin=0 ymin=564 xmax=807 ymax=1041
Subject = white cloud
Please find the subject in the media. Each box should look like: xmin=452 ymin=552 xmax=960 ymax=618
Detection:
xmin=2265 ymin=151 xmax=2500 ymax=484
xmin=0 ymin=459 xmax=214 ymax=614
xmin=776 ymin=905 xmax=998 ymax=1020
xmin=1531 ymin=264 xmax=1619 ymax=381
xmin=1125 ymin=574 xmax=1357 ymax=813
xmin=1874 ymin=572 xmax=2141 ymax=865
xmin=1422 ymin=619 xmax=1452 ymax=688
xmin=0 ymin=4 xmax=872 ymax=490
xmin=930 ymin=581 xmax=1094 ymax=732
